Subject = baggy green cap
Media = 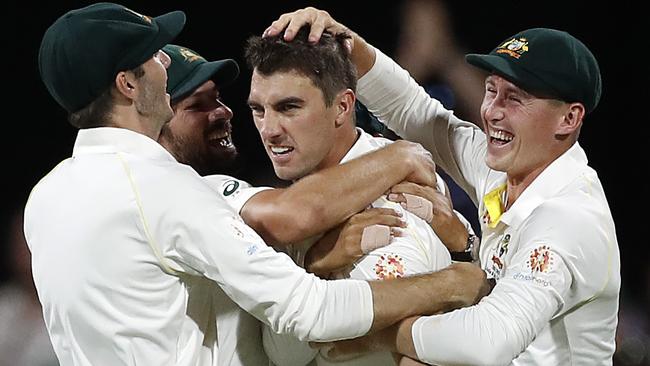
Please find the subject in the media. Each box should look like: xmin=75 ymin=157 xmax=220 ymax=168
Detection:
xmin=466 ymin=28 xmax=602 ymax=113
xmin=163 ymin=44 xmax=239 ymax=103
xmin=39 ymin=2 xmax=186 ymax=113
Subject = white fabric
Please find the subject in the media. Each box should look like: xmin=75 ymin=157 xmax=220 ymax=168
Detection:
xmin=262 ymin=130 xmax=453 ymax=366
xmin=357 ymin=49 xmax=621 ymax=366
xmin=203 ymin=175 xmax=272 ymax=214
xmin=24 ymin=127 xmax=374 ymax=366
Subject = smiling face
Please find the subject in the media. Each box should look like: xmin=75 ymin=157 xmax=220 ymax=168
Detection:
xmin=481 ymin=75 xmax=573 ymax=182
xmin=158 ymin=80 xmax=237 ymax=175
xmin=248 ymin=69 xmax=344 ymax=181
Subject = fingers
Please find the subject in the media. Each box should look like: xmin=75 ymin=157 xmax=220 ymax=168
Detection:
xmin=308 ymin=13 xmax=328 ymax=43
xmin=386 ymin=192 xmax=406 ymax=203
xmin=360 ymin=224 xmax=391 ymax=253
xmin=263 ymin=11 xmax=294 ymax=38
xmin=390 ymin=181 xmax=451 ymax=210
xmin=351 ymin=208 xmax=406 ymax=228
xmin=401 ymin=194 xmax=434 ymax=223
xmin=390 ymin=181 xmax=433 ymax=196
xmin=263 ymin=8 xmax=333 ymax=43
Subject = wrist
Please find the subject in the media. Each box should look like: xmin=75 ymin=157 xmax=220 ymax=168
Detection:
xmin=450 ymin=234 xmax=479 ymax=262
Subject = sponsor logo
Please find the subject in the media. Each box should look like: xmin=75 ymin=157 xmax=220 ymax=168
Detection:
xmin=222 ymin=180 xmax=240 ymax=196
xmin=512 ymin=272 xmax=551 ymax=287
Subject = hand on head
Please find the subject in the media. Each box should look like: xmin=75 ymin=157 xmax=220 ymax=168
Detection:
xmin=263 ymin=7 xmax=353 ymax=53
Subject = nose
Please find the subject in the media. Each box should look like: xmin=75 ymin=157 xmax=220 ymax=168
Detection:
xmin=257 ymin=111 xmax=283 ymax=140
xmin=209 ymin=99 xmax=234 ymax=122
xmin=482 ymin=96 xmax=505 ymax=124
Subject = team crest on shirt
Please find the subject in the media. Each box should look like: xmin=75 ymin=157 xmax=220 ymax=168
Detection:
xmin=527 ymin=245 xmax=554 ymax=273
xmin=374 ymin=254 xmax=405 ymax=280
xmin=487 ymin=233 xmax=510 ymax=280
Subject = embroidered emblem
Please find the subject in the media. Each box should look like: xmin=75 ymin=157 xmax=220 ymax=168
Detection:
xmin=527 ymin=245 xmax=553 ymax=273
xmin=488 ymin=233 xmax=511 ymax=279
xmin=496 ymin=37 xmax=529 ymax=59
xmin=374 ymin=254 xmax=405 ymax=280
xmin=179 ymin=47 xmax=205 ymax=63
xmin=222 ymin=180 xmax=240 ymax=197
xmin=123 ymin=7 xmax=152 ymax=24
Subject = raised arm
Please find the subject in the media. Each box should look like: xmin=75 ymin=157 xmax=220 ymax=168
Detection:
xmin=240 ymin=140 xmax=437 ymax=245
xmin=264 ymin=7 xmax=376 ymax=77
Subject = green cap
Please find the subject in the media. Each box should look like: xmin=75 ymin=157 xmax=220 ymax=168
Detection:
xmin=466 ymin=28 xmax=602 ymax=113
xmin=39 ymin=2 xmax=186 ymax=113
xmin=163 ymin=44 xmax=239 ymax=102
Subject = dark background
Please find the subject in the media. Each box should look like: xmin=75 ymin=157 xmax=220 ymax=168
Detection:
xmin=4 ymin=0 xmax=647 ymax=347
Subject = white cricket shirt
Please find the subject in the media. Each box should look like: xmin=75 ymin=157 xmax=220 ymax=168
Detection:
xmin=213 ymin=130 xmax=454 ymax=366
xmin=24 ymin=127 xmax=373 ymax=366
xmin=356 ymin=49 xmax=620 ymax=365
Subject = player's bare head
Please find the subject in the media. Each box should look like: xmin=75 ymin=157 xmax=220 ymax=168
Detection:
xmin=244 ymin=25 xmax=356 ymax=107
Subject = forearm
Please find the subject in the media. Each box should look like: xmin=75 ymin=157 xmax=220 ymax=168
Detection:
xmin=349 ymin=31 xmax=376 ymax=77
xmin=304 ymin=234 xmax=338 ymax=277
xmin=410 ymin=280 xmax=559 ymax=365
xmin=242 ymin=143 xmax=417 ymax=245
xmin=368 ymin=262 xmax=488 ymax=332
xmin=357 ymin=47 xmax=486 ymax=199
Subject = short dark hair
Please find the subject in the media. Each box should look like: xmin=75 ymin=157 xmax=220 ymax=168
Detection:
xmin=68 ymin=65 xmax=146 ymax=129
xmin=244 ymin=26 xmax=356 ymax=107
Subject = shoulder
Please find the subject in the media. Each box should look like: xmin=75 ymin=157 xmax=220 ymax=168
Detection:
xmin=519 ymin=198 xmax=612 ymax=258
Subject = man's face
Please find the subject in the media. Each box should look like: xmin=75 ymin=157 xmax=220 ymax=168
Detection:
xmin=247 ymin=69 xmax=340 ymax=181
xmin=159 ymin=80 xmax=237 ymax=176
xmin=135 ymin=51 xmax=175 ymax=131
xmin=480 ymin=75 xmax=570 ymax=181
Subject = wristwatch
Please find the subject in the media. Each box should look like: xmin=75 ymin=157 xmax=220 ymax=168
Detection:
xmin=450 ymin=234 xmax=480 ymax=262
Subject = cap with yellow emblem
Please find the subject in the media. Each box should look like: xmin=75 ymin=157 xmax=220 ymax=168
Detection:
xmin=465 ymin=28 xmax=602 ymax=113
xmin=163 ymin=44 xmax=240 ymax=103
xmin=39 ymin=2 xmax=186 ymax=113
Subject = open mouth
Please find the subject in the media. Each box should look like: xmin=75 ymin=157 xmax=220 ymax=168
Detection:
xmin=489 ymin=129 xmax=514 ymax=145
xmin=208 ymin=130 xmax=233 ymax=148
xmin=269 ymin=145 xmax=294 ymax=156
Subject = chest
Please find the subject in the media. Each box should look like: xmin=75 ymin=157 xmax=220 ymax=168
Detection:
xmin=480 ymin=228 xmax=520 ymax=280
